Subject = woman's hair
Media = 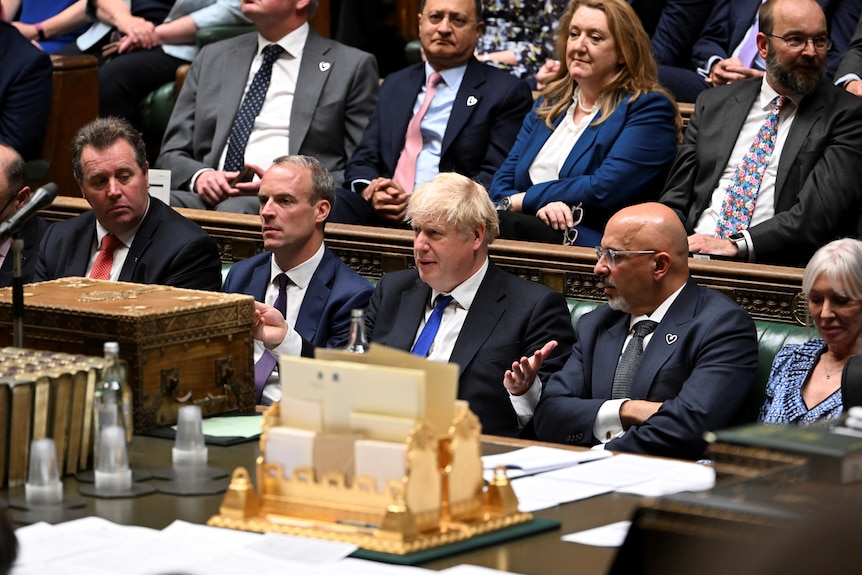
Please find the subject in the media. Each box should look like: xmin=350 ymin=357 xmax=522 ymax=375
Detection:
xmin=536 ymin=0 xmax=681 ymax=138
xmin=803 ymin=238 xmax=862 ymax=301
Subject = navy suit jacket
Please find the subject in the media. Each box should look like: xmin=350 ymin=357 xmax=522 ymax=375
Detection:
xmin=690 ymin=0 xmax=862 ymax=81
xmin=345 ymin=58 xmax=533 ymax=190
xmin=533 ymin=280 xmax=759 ymax=460
xmin=660 ymin=76 xmax=862 ymax=266
xmin=34 ymin=198 xmax=223 ymax=290
xmin=365 ymin=262 xmax=575 ymax=438
xmin=647 ymin=0 xmax=715 ymax=67
xmin=222 ymin=248 xmax=374 ymax=357
xmin=488 ymin=92 xmax=678 ymax=237
xmin=0 ymin=22 xmax=52 ymax=162
xmin=0 ymin=216 xmax=49 ymax=288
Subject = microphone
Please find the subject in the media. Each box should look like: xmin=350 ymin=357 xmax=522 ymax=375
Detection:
xmin=0 ymin=182 xmax=59 ymax=240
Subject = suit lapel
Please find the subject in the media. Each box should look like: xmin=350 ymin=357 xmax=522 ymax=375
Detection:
xmin=290 ymin=31 xmax=332 ymax=154
xmin=388 ymin=66 xmax=427 ymax=159
xmin=775 ymin=92 xmax=822 ymax=200
xmin=250 ymin=257 xmax=271 ymax=301
xmin=441 ymin=59 xmax=485 ymax=156
xmin=628 ymin=281 xmax=697 ymax=399
xmin=593 ymin=315 xmax=629 ymax=399
xmin=388 ymin=279 xmax=430 ymax=352
xmin=449 ymin=265 xmax=506 ymax=376
xmin=119 ymin=201 xmax=160 ymax=281
xmin=295 ymin=249 xmax=335 ymax=341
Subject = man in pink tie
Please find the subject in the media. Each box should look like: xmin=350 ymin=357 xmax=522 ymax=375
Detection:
xmin=660 ymin=0 xmax=862 ymax=267
xmin=34 ymin=117 xmax=222 ymax=290
xmin=329 ymin=0 xmax=533 ymax=226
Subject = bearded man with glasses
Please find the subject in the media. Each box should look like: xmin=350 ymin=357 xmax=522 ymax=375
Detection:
xmin=660 ymin=0 xmax=862 ymax=267
xmin=504 ymin=203 xmax=758 ymax=460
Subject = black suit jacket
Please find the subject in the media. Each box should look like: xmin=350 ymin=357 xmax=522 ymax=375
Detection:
xmin=34 ymin=198 xmax=222 ymax=290
xmin=365 ymin=262 xmax=575 ymax=437
xmin=344 ymin=58 xmax=533 ymax=190
xmin=660 ymin=77 xmax=862 ymax=266
xmin=0 ymin=216 xmax=49 ymax=288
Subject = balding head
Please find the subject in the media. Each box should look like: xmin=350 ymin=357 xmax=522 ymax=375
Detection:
xmin=596 ymin=203 xmax=690 ymax=315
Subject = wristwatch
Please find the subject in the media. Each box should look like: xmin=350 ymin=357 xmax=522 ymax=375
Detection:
xmin=496 ymin=196 xmax=512 ymax=211
xmin=728 ymin=232 xmax=749 ymax=260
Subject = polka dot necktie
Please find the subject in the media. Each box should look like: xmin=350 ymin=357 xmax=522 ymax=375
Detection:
xmin=224 ymin=44 xmax=285 ymax=172
xmin=715 ymin=96 xmax=788 ymax=239
xmin=89 ymin=234 xmax=122 ymax=280
xmin=611 ymin=320 xmax=658 ymax=400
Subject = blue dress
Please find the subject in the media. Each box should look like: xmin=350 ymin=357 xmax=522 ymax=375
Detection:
xmin=18 ymin=0 xmax=88 ymax=54
xmin=759 ymin=339 xmax=844 ymax=424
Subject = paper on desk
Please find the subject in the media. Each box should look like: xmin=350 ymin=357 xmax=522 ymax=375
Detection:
xmin=482 ymin=445 xmax=612 ymax=481
xmin=615 ymin=460 xmax=715 ymax=497
xmin=561 ymin=520 xmax=631 ymax=547
xmin=542 ymin=453 xmax=710 ymax=492
xmin=320 ymin=557 xmax=435 ymax=574
xmin=185 ymin=414 xmax=263 ymax=438
xmin=509 ymin=474 xmax=612 ymax=511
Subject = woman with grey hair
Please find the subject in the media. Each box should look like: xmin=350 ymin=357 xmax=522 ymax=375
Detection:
xmin=760 ymin=238 xmax=862 ymax=424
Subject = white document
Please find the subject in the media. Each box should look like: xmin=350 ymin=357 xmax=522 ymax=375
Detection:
xmin=482 ymin=445 xmax=613 ymax=481
xmin=543 ymin=453 xmax=702 ymax=489
xmin=147 ymin=168 xmax=171 ymax=204
xmin=509 ymin=474 xmax=612 ymax=512
xmin=561 ymin=520 xmax=632 ymax=547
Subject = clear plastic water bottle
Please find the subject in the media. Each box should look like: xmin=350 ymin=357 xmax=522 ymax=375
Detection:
xmin=345 ymin=309 xmax=369 ymax=353
xmin=93 ymin=342 xmax=133 ymax=452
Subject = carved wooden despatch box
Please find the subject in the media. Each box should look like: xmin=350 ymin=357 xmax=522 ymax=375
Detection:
xmin=0 ymin=278 xmax=255 ymax=432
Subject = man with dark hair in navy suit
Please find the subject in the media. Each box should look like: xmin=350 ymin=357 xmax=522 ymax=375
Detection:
xmin=329 ymin=0 xmax=533 ymax=226
xmin=224 ymin=155 xmax=373 ymax=405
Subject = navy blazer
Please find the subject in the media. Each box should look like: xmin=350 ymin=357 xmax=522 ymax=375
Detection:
xmin=0 ymin=216 xmax=49 ymax=288
xmin=660 ymin=76 xmax=862 ymax=266
xmin=488 ymin=92 xmax=678 ymax=236
xmin=34 ymin=197 xmax=223 ymax=291
xmin=222 ymin=248 xmax=374 ymax=357
xmin=345 ymin=58 xmax=533 ymax=190
xmin=0 ymin=22 xmax=52 ymax=161
xmin=647 ymin=0 xmax=715 ymax=67
xmin=366 ymin=262 xmax=576 ymax=438
xmin=533 ymin=280 xmax=759 ymax=460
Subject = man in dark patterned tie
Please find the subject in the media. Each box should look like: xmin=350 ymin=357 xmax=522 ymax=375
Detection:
xmin=660 ymin=0 xmax=862 ymax=267
xmin=509 ymin=203 xmax=759 ymax=460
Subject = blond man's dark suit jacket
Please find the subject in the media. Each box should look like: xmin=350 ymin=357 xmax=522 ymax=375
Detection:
xmin=660 ymin=77 xmax=862 ymax=266
xmin=157 ymin=29 xmax=378 ymax=188
xmin=365 ymin=262 xmax=575 ymax=438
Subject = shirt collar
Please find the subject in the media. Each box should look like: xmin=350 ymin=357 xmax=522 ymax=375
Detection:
xmin=258 ymin=21 xmax=308 ymax=58
xmin=269 ymin=241 xmax=325 ymax=289
xmin=425 ymin=61 xmax=467 ymax=89
xmin=628 ymin=282 xmax=686 ymax=330
xmin=430 ymin=257 xmax=489 ymax=311
xmin=760 ymin=75 xmax=800 ymax=109
xmin=94 ymin=197 xmax=148 ymax=249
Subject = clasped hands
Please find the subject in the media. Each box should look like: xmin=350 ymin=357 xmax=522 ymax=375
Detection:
xmin=363 ymin=178 xmax=410 ymax=223
xmin=194 ymin=165 xmax=264 ymax=207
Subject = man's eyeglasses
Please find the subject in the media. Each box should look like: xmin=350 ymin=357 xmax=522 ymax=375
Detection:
xmin=424 ymin=12 xmax=475 ymax=28
xmin=562 ymin=204 xmax=584 ymax=246
xmin=765 ymin=33 xmax=832 ymax=51
xmin=595 ymin=247 xmax=657 ymax=268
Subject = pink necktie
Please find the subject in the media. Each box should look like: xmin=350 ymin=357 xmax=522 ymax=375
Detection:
xmin=90 ymin=234 xmax=122 ymax=280
xmin=393 ymin=72 xmax=443 ymax=193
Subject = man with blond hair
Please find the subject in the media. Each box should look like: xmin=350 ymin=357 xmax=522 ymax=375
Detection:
xmin=364 ymin=172 xmax=575 ymax=437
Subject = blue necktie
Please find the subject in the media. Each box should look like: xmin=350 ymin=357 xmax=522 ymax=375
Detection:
xmin=411 ymin=295 xmax=454 ymax=357
xmin=254 ymin=273 xmax=288 ymax=403
xmin=224 ymin=44 xmax=285 ymax=172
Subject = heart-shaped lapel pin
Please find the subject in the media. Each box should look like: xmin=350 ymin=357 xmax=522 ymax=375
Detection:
xmin=467 ymin=95 xmax=478 ymax=107
xmin=319 ymin=62 xmax=331 ymax=72
xmin=666 ymin=334 xmax=678 ymax=345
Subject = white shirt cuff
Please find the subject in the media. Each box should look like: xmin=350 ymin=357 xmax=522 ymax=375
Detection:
xmin=835 ymin=73 xmax=862 ymax=86
xmin=509 ymin=376 xmax=542 ymax=428
xmin=593 ymin=398 xmax=628 ymax=443
xmin=190 ymin=167 xmax=215 ymax=192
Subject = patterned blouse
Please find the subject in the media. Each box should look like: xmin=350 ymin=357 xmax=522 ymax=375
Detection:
xmin=759 ymin=339 xmax=844 ymax=424
xmin=477 ymin=0 xmax=569 ymax=79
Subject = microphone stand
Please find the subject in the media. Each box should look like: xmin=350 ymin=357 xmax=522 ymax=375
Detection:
xmin=11 ymin=235 xmax=23 ymax=348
